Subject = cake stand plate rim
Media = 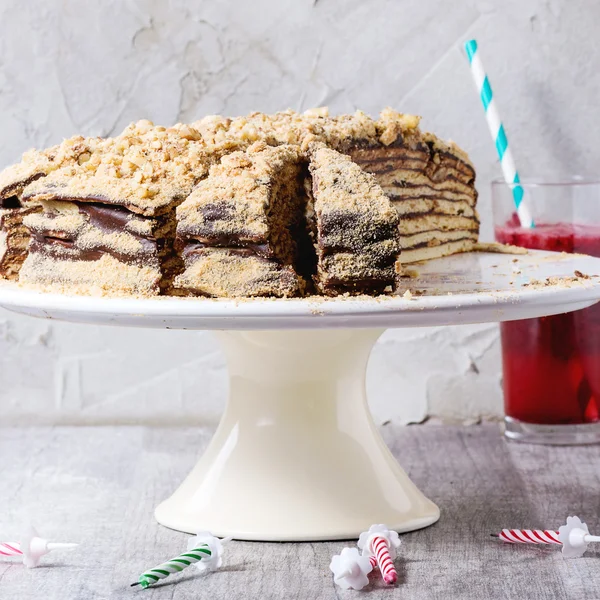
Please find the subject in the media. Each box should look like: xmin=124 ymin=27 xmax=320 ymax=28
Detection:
xmin=0 ymin=250 xmax=598 ymax=329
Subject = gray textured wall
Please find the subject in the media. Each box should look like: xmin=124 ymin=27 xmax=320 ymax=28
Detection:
xmin=0 ymin=0 xmax=595 ymax=425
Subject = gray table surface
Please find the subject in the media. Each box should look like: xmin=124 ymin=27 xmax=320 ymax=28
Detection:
xmin=0 ymin=423 xmax=599 ymax=599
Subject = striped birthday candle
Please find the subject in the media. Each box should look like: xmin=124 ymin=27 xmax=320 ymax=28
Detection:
xmin=371 ymin=535 xmax=397 ymax=584
xmin=464 ymin=39 xmax=534 ymax=228
xmin=492 ymin=517 xmax=600 ymax=558
xmin=357 ymin=525 xmax=401 ymax=586
xmin=0 ymin=542 xmax=23 ymax=557
xmin=494 ymin=529 xmax=562 ymax=545
xmin=132 ymin=532 xmax=228 ymax=590
xmin=0 ymin=530 xmax=78 ymax=568
xmin=132 ymin=544 xmax=212 ymax=589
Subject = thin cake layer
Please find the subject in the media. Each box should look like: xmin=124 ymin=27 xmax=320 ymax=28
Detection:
xmin=398 ymin=214 xmax=478 ymax=253
xmin=307 ymin=143 xmax=401 ymax=295
xmin=19 ymin=252 xmax=161 ymax=297
xmin=19 ymin=200 xmax=176 ymax=296
xmin=0 ymin=136 xmax=103 ymax=206
xmin=400 ymin=238 xmax=477 ymax=263
xmin=175 ymin=142 xmax=307 ymax=297
xmin=176 ymin=246 xmax=300 ymax=297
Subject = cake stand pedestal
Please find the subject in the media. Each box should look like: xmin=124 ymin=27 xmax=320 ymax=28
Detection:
xmin=1 ymin=250 xmax=600 ymax=541
xmin=156 ymin=328 xmax=437 ymax=540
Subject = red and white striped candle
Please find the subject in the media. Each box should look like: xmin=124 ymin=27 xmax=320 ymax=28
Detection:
xmin=497 ymin=529 xmax=562 ymax=545
xmin=0 ymin=542 xmax=23 ymax=557
xmin=371 ymin=536 xmax=397 ymax=584
xmin=0 ymin=529 xmax=78 ymax=567
xmin=493 ymin=517 xmax=600 ymax=558
xmin=357 ymin=525 xmax=401 ymax=586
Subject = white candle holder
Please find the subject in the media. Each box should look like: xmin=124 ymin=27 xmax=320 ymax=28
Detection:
xmin=330 ymin=547 xmax=373 ymax=590
xmin=0 ymin=526 xmax=78 ymax=568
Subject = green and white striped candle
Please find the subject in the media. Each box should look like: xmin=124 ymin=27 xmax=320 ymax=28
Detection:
xmin=132 ymin=544 xmax=212 ymax=589
xmin=464 ymin=39 xmax=534 ymax=228
xmin=132 ymin=532 xmax=227 ymax=589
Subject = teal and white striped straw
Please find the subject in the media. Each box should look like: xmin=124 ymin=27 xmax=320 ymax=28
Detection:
xmin=464 ymin=39 xmax=534 ymax=228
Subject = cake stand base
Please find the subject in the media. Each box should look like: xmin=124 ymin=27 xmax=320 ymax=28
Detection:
xmin=155 ymin=328 xmax=439 ymax=541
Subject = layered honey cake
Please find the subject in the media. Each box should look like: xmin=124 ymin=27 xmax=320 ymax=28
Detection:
xmin=0 ymin=108 xmax=479 ymax=298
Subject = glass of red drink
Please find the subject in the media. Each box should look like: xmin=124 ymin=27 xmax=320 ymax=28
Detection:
xmin=493 ymin=178 xmax=600 ymax=444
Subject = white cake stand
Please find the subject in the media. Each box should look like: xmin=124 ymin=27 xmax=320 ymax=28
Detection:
xmin=1 ymin=250 xmax=600 ymax=541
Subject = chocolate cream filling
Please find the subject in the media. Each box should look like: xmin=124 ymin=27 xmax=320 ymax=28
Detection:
xmin=180 ymin=239 xmax=271 ymax=260
xmin=0 ymin=196 xmax=22 ymax=209
xmin=29 ymin=203 xmax=161 ymax=262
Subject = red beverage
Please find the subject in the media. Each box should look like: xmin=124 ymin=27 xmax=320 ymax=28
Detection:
xmin=495 ymin=217 xmax=600 ymax=425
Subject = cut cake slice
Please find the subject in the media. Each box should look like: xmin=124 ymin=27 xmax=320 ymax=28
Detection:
xmin=0 ymin=136 xmax=102 ymax=279
xmin=175 ymin=142 xmax=308 ymax=298
xmin=306 ymin=143 xmax=401 ymax=295
xmin=17 ymin=121 xmax=211 ymax=296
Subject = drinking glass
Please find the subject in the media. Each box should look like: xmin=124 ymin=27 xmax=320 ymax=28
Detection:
xmin=492 ymin=177 xmax=600 ymax=444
